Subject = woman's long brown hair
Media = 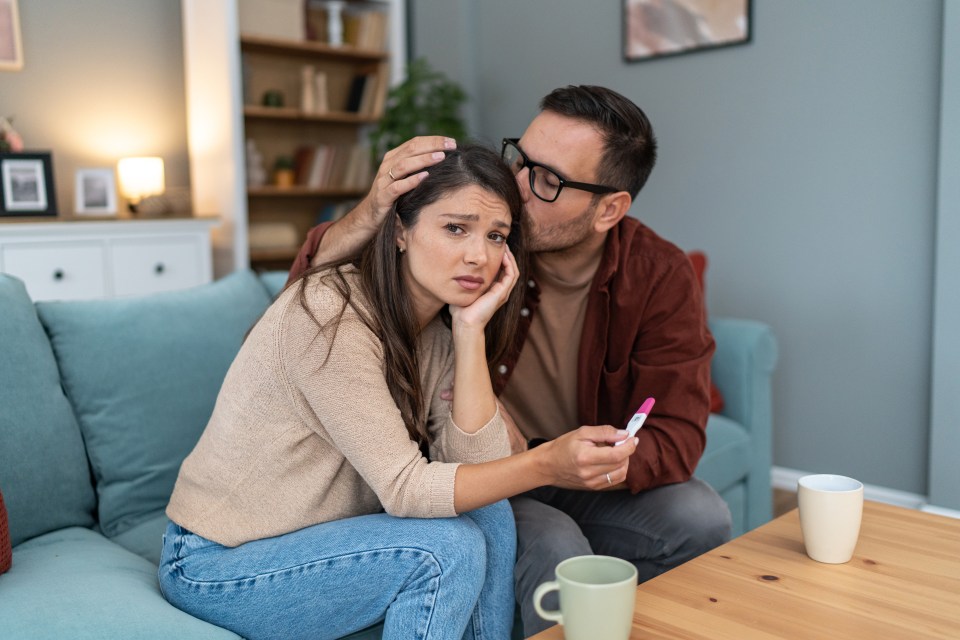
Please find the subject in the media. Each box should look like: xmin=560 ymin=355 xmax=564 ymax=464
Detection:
xmin=293 ymin=144 xmax=527 ymax=451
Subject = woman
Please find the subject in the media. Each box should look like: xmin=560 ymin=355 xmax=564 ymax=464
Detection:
xmin=159 ymin=145 xmax=636 ymax=640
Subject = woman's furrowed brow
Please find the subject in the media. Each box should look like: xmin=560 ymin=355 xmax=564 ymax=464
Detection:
xmin=439 ymin=212 xmax=511 ymax=229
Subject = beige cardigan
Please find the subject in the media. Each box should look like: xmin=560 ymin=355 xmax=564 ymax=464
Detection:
xmin=167 ymin=267 xmax=510 ymax=547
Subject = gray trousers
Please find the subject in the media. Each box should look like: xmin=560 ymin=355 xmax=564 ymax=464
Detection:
xmin=510 ymin=478 xmax=731 ymax=637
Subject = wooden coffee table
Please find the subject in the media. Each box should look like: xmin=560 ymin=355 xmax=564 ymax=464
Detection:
xmin=531 ymin=501 xmax=960 ymax=639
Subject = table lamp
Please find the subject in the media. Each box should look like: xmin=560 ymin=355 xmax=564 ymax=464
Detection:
xmin=118 ymin=157 xmax=165 ymax=213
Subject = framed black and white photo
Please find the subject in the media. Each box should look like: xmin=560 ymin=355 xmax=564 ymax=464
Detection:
xmin=624 ymin=0 xmax=752 ymax=62
xmin=0 ymin=152 xmax=58 ymax=217
xmin=0 ymin=0 xmax=24 ymax=71
xmin=75 ymin=167 xmax=117 ymax=215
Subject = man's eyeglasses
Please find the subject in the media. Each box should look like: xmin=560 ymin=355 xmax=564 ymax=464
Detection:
xmin=501 ymin=138 xmax=619 ymax=203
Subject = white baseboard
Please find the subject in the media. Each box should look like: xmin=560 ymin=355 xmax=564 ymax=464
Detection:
xmin=771 ymin=466 xmax=946 ymax=513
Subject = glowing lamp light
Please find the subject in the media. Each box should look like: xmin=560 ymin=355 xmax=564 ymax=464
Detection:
xmin=117 ymin=157 xmax=165 ymax=212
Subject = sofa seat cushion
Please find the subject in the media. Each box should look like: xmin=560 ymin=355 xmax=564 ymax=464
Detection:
xmin=0 ymin=527 xmax=239 ymax=639
xmin=695 ymin=414 xmax=752 ymax=494
xmin=36 ymin=271 xmax=272 ymax=539
xmin=0 ymin=276 xmax=96 ymax=548
xmin=109 ymin=510 xmax=169 ymax=566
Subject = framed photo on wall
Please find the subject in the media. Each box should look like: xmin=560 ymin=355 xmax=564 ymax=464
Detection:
xmin=624 ymin=0 xmax=752 ymax=62
xmin=0 ymin=0 xmax=24 ymax=71
xmin=0 ymin=152 xmax=58 ymax=217
xmin=75 ymin=167 xmax=117 ymax=215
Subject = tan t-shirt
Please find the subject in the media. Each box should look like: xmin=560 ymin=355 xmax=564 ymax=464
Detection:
xmin=499 ymin=258 xmax=596 ymax=440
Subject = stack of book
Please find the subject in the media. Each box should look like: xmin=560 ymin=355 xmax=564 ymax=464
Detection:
xmin=343 ymin=72 xmax=384 ymax=115
xmin=293 ymin=144 xmax=372 ymax=190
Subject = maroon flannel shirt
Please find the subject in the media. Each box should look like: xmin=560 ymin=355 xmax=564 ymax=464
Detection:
xmin=287 ymin=216 xmax=715 ymax=492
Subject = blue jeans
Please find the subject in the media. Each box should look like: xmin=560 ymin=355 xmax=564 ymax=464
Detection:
xmin=511 ymin=479 xmax=731 ymax=637
xmin=158 ymin=501 xmax=516 ymax=640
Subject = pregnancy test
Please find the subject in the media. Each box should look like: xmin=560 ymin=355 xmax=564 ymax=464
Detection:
xmin=615 ymin=397 xmax=655 ymax=446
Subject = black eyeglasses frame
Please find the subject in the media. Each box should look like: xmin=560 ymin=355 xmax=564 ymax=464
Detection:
xmin=501 ymin=138 xmax=619 ymax=203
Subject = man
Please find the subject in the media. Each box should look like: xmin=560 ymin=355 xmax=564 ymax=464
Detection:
xmin=287 ymin=85 xmax=730 ymax=637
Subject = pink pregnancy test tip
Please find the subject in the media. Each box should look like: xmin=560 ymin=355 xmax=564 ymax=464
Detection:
xmin=638 ymin=397 xmax=655 ymax=414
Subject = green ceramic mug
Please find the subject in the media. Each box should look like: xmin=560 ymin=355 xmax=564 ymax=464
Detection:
xmin=533 ymin=555 xmax=638 ymax=640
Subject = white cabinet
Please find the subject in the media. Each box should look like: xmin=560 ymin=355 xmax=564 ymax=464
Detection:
xmin=0 ymin=218 xmax=217 ymax=301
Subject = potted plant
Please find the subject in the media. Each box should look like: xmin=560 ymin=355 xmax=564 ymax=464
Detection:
xmin=369 ymin=58 xmax=468 ymax=163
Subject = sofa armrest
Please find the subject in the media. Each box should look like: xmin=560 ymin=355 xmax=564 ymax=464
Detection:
xmin=708 ymin=317 xmax=778 ymax=530
xmin=709 ymin=317 xmax=777 ymax=431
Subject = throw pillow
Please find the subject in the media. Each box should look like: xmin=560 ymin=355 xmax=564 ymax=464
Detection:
xmin=0 ymin=275 xmax=97 ymax=549
xmin=687 ymin=251 xmax=725 ymax=414
xmin=36 ymin=270 xmax=273 ymax=538
xmin=0 ymin=488 xmax=10 ymax=574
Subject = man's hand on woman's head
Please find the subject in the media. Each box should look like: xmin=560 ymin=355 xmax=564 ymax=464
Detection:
xmin=363 ymin=136 xmax=457 ymax=229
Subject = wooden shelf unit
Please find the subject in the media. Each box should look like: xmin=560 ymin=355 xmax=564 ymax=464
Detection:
xmin=181 ymin=1 xmax=405 ymax=277
xmin=240 ymin=27 xmax=389 ymax=271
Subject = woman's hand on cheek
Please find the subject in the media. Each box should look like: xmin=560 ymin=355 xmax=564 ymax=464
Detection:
xmin=449 ymin=247 xmax=519 ymax=330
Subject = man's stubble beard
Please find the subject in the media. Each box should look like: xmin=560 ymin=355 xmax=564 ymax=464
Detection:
xmin=523 ymin=203 xmax=597 ymax=254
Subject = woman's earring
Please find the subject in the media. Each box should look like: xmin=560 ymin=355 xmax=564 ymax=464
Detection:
xmin=398 ymin=246 xmax=406 ymax=254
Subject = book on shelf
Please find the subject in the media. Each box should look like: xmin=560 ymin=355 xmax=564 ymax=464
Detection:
xmin=291 ymin=144 xmax=372 ymax=190
xmin=344 ymin=73 xmax=369 ymax=113
xmin=344 ymin=72 xmax=382 ymax=115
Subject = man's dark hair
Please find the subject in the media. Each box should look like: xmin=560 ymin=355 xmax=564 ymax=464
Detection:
xmin=540 ymin=85 xmax=657 ymax=199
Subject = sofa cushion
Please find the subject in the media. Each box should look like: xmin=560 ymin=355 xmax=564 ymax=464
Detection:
xmin=110 ymin=510 xmax=169 ymax=565
xmin=36 ymin=271 xmax=272 ymax=538
xmin=258 ymin=270 xmax=289 ymax=298
xmin=0 ymin=526 xmax=239 ymax=639
xmin=0 ymin=275 xmax=96 ymax=548
xmin=695 ymin=413 xmax=752 ymax=494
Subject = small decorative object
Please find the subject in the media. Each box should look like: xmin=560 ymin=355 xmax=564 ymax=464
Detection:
xmin=117 ymin=156 xmax=165 ymax=213
xmin=245 ymin=139 xmax=267 ymax=187
xmin=137 ymin=187 xmax=192 ymax=218
xmin=325 ymin=1 xmax=345 ymax=46
xmin=369 ymin=58 xmax=468 ymax=164
xmin=0 ymin=0 xmax=24 ymax=72
xmin=0 ymin=116 xmax=23 ymax=152
xmin=0 ymin=151 xmax=58 ymax=217
xmin=273 ymin=156 xmax=295 ymax=187
xmin=262 ymin=89 xmax=285 ymax=108
xmin=623 ymin=0 xmax=752 ymax=62
xmin=300 ymin=64 xmax=316 ymax=113
xmin=75 ymin=168 xmax=118 ymax=216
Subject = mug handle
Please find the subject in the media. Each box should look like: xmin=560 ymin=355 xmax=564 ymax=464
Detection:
xmin=533 ymin=581 xmax=563 ymax=623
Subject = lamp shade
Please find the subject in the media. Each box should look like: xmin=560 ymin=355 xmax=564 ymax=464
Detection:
xmin=117 ymin=157 xmax=165 ymax=202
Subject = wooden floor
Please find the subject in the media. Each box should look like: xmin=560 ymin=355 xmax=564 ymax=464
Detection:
xmin=773 ymin=487 xmax=798 ymax=517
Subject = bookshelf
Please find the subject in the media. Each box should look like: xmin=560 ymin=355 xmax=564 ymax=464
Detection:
xmin=181 ymin=0 xmax=406 ymax=275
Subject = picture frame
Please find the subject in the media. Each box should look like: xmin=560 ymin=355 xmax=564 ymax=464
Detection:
xmin=0 ymin=151 xmax=58 ymax=217
xmin=75 ymin=167 xmax=118 ymax=215
xmin=624 ymin=0 xmax=752 ymax=63
xmin=0 ymin=0 xmax=24 ymax=72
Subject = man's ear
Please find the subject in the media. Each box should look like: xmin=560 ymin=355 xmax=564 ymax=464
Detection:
xmin=593 ymin=191 xmax=632 ymax=234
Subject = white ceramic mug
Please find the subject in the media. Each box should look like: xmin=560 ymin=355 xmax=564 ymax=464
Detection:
xmin=533 ymin=555 xmax=637 ymax=640
xmin=797 ymin=474 xmax=864 ymax=563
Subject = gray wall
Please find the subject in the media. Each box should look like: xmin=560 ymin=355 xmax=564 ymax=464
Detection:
xmin=0 ymin=0 xmax=188 ymax=215
xmin=414 ymin=0 xmax=945 ymax=495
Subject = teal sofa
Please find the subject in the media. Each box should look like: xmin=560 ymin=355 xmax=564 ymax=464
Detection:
xmin=0 ymin=270 xmax=776 ymax=639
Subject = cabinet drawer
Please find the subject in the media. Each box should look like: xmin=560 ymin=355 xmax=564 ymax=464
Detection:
xmin=1 ymin=242 xmax=107 ymax=300
xmin=110 ymin=237 xmax=206 ymax=297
